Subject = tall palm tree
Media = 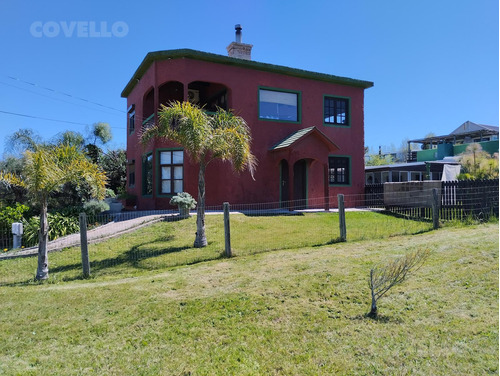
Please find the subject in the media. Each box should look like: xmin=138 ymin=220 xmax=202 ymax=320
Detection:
xmin=141 ymin=101 xmax=257 ymax=248
xmin=0 ymin=144 xmax=106 ymax=280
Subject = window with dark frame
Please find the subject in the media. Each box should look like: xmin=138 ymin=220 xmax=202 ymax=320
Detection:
xmin=328 ymin=156 xmax=350 ymax=185
xmin=128 ymin=104 xmax=135 ymax=134
xmin=142 ymin=153 xmax=153 ymax=195
xmin=128 ymin=169 xmax=135 ymax=188
xmin=159 ymin=150 xmax=184 ymax=195
xmin=324 ymin=96 xmax=349 ymax=126
xmin=129 ymin=110 xmax=135 ymax=134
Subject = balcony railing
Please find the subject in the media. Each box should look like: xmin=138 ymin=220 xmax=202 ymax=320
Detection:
xmin=142 ymin=114 xmax=155 ymax=130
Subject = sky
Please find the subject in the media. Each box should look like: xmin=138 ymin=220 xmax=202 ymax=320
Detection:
xmin=0 ymin=0 xmax=498 ymax=158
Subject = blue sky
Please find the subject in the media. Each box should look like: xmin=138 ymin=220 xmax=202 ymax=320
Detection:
xmin=0 ymin=0 xmax=498 ymax=157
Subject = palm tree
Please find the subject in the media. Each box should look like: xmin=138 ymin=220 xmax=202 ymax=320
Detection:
xmin=0 ymin=144 xmax=106 ymax=280
xmin=141 ymin=101 xmax=256 ymax=248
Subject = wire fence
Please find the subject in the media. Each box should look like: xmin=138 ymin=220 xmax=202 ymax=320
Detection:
xmin=0 ymin=180 xmax=497 ymax=274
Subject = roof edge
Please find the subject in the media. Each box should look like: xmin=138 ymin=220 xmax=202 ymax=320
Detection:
xmin=121 ymin=49 xmax=374 ymax=98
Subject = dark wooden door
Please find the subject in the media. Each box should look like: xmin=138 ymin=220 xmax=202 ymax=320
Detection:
xmin=293 ymin=159 xmax=307 ymax=208
xmin=280 ymin=160 xmax=289 ymax=206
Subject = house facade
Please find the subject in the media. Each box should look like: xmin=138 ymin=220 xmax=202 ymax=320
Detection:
xmin=122 ymin=32 xmax=373 ymax=210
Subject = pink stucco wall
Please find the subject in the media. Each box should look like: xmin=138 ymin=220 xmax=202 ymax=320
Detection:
xmin=125 ymin=56 xmax=368 ymax=209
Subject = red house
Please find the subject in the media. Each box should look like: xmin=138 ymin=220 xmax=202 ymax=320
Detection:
xmin=121 ymin=27 xmax=373 ymax=210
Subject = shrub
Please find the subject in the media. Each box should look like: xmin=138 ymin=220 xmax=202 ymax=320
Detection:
xmin=169 ymin=192 xmax=197 ymax=209
xmin=83 ymin=199 xmax=110 ymax=216
xmin=368 ymin=248 xmax=430 ymax=318
xmin=22 ymin=213 xmax=80 ymax=246
xmin=0 ymin=203 xmax=29 ymax=228
xmin=105 ymin=188 xmax=116 ymax=199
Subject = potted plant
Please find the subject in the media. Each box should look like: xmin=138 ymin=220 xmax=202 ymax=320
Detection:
xmin=170 ymin=192 xmax=197 ymax=218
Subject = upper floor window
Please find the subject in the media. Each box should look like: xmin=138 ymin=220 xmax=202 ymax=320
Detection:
xmin=324 ymin=96 xmax=349 ymax=126
xmin=329 ymin=156 xmax=350 ymax=185
xmin=259 ymin=88 xmax=300 ymax=122
xmin=159 ymin=150 xmax=183 ymax=195
xmin=128 ymin=104 xmax=135 ymax=134
xmin=129 ymin=110 xmax=135 ymax=134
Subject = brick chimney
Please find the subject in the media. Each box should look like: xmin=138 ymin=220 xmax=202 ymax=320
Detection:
xmin=226 ymin=24 xmax=253 ymax=60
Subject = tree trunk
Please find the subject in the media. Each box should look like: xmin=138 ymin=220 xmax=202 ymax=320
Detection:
xmin=194 ymin=162 xmax=207 ymax=248
xmin=369 ymin=293 xmax=378 ymax=318
xmin=36 ymin=197 xmax=49 ymax=280
xmin=368 ymin=269 xmax=377 ymax=318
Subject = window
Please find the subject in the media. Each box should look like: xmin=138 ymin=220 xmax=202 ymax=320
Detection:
xmin=259 ymin=88 xmax=299 ymax=122
xmin=128 ymin=105 xmax=135 ymax=134
xmin=324 ymin=96 xmax=349 ymax=126
xmin=129 ymin=110 xmax=135 ymax=134
xmin=129 ymin=171 xmax=135 ymax=187
xmin=142 ymin=153 xmax=153 ymax=195
xmin=159 ymin=150 xmax=183 ymax=194
xmin=329 ymin=156 xmax=350 ymax=185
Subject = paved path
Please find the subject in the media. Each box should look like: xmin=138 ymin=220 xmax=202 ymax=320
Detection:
xmin=0 ymin=213 xmax=172 ymax=260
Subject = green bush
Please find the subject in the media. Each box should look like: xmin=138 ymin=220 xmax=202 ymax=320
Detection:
xmin=22 ymin=213 xmax=80 ymax=246
xmin=0 ymin=203 xmax=29 ymax=228
xmin=169 ymin=192 xmax=197 ymax=209
xmin=83 ymin=200 xmax=110 ymax=216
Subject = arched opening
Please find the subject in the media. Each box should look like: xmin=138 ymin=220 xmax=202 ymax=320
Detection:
xmin=159 ymin=81 xmax=184 ymax=107
xmin=142 ymin=87 xmax=154 ymax=128
xmin=293 ymin=159 xmax=307 ymax=208
xmin=187 ymin=81 xmax=228 ymax=112
xmin=279 ymin=159 xmax=289 ymax=206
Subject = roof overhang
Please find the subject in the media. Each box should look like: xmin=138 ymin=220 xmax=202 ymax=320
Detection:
xmin=269 ymin=126 xmax=339 ymax=153
xmin=121 ymin=49 xmax=374 ymax=98
xmin=409 ymin=128 xmax=499 ymax=144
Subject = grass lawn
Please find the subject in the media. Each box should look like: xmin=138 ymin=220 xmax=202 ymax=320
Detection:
xmin=0 ymin=213 xmax=497 ymax=375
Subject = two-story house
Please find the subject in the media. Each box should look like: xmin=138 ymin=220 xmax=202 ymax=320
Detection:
xmin=121 ymin=27 xmax=373 ymax=210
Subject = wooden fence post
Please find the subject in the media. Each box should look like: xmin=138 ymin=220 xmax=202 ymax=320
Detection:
xmin=431 ymin=188 xmax=440 ymax=229
xmin=223 ymin=202 xmax=232 ymax=258
xmin=338 ymin=194 xmax=346 ymax=242
xmin=79 ymin=213 xmax=90 ymax=276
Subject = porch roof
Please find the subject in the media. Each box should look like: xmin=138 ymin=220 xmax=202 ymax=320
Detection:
xmin=269 ymin=126 xmax=339 ymax=152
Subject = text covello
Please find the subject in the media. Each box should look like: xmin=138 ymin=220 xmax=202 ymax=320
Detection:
xmin=30 ymin=21 xmax=129 ymax=38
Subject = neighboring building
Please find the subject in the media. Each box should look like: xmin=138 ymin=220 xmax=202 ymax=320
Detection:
xmin=407 ymin=121 xmax=499 ymax=162
xmin=365 ymin=121 xmax=498 ymax=184
xmin=365 ymin=160 xmax=461 ymax=184
xmin=122 ymin=26 xmax=373 ymax=210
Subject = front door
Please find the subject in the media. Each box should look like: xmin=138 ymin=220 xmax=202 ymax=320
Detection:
xmin=293 ymin=159 xmax=307 ymax=208
xmin=280 ymin=160 xmax=289 ymax=207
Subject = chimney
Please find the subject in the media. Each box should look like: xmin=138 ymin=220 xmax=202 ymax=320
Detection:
xmin=226 ymin=24 xmax=253 ymax=60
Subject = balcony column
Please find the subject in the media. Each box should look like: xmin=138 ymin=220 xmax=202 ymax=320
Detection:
xmin=183 ymin=82 xmax=189 ymax=103
xmin=154 ymin=85 xmax=159 ymax=125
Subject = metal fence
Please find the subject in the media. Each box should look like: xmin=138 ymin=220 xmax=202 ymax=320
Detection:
xmin=365 ymin=179 xmax=499 ymax=222
xmin=1 ymin=179 xmax=497 ymax=259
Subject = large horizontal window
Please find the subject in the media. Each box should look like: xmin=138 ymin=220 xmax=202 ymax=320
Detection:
xmin=159 ymin=150 xmax=184 ymax=195
xmin=324 ymin=96 xmax=349 ymax=126
xmin=259 ymin=88 xmax=300 ymax=122
xmin=329 ymin=156 xmax=350 ymax=185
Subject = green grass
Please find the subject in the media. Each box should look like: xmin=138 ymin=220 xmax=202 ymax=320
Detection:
xmin=0 ymin=213 xmax=497 ymax=375
xmin=0 ymin=212 xmax=433 ymax=284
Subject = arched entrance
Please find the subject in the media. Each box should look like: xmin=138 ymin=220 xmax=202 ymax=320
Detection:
xmin=280 ymin=160 xmax=289 ymax=206
xmin=293 ymin=159 xmax=307 ymax=208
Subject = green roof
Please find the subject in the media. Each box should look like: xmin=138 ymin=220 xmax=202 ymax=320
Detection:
xmin=121 ymin=49 xmax=374 ymax=98
xmin=270 ymin=126 xmax=339 ymax=151
xmin=271 ymin=127 xmax=316 ymax=150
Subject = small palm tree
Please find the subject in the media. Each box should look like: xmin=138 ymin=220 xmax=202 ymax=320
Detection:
xmin=141 ymin=101 xmax=257 ymax=247
xmin=0 ymin=144 xmax=106 ymax=280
